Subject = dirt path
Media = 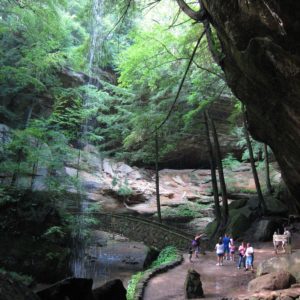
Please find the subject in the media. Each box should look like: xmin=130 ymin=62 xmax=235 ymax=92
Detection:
xmin=143 ymin=242 xmax=275 ymax=300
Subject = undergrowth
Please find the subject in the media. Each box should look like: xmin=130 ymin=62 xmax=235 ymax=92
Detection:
xmin=126 ymin=246 xmax=179 ymax=300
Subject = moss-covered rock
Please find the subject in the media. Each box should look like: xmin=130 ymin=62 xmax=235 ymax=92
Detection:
xmin=228 ymin=213 xmax=252 ymax=239
xmin=265 ymin=196 xmax=289 ymax=216
xmin=204 ymin=220 xmax=218 ymax=238
xmin=228 ymin=199 xmax=247 ymax=210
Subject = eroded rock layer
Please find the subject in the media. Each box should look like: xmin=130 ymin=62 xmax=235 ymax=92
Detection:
xmin=202 ymin=0 xmax=300 ymax=207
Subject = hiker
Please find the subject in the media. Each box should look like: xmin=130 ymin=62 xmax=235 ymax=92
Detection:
xmin=193 ymin=233 xmax=204 ymax=258
xmin=244 ymin=242 xmax=254 ymax=271
xmin=223 ymin=233 xmax=231 ymax=260
xmin=215 ymin=237 xmax=224 ymax=266
xmin=283 ymin=227 xmax=291 ymax=251
xmin=229 ymin=237 xmax=236 ymax=261
xmin=237 ymin=241 xmax=246 ymax=269
xmin=188 ymin=246 xmax=193 ymax=262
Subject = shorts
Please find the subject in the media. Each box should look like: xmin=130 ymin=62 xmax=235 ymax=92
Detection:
xmin=246 ymin=256 xmax=253 ymax=266
xmin=224 ymin=245 xmax=230 ymax=253
xmin=230 ymin=250 xmax=235 ymax=254
xmin=217 ymin=253 xmax=224 ymax=257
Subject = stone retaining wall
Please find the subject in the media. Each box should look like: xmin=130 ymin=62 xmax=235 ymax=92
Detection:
xmin=91 ymin=213 xmax=194 ymax=251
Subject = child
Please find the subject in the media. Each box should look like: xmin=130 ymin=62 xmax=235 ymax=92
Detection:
xmin=215 ymin=237 xmax=224 ymax=266
xmin=229 ymin=238 xmax=235 ymax=261
xmin=244 ymin=242 xmax=254 ymax=271
xmin=189 ymin=246 xmax=193 ymax=262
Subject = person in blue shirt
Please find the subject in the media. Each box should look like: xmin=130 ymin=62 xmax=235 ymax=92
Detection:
xmin=223 ymin=234 xmax=231 ymax=260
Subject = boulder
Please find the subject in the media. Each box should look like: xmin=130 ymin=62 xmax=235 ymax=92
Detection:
xmin=117 ymin=163 xmax=133 ymax=175
xmin=205 ymin=220 xmax=218 ymax=237
xmin=37 ymin=277 xmax=94 ymax=300
xmin=247 ymin=196 xmax=260 ymax=211
xmin=228 ymin=199 xmax=247 ymax=210
xmin=254 ymin=219 xmax=280 ymax=241
xmin=184 ymin=269 xmax=204 ymax=299
xmin=265 ymin=196 xmax=289 ymax=216
xmin=93 ymin=279 xmax=126 ymax=300
xmin=228 ymin=211 xmax=252 ymax=238
xmin=257 ymin=250 xmax=300 ymax=282
xmin=248 ymin=271 xmax=296 ymax=292
xmin=103 ymin=159 xmax=114 ymax=177
xmin=143 ymin=247 xmax=159 ymax=269
xmin=0 ymin=273 xmax=39 ymax=300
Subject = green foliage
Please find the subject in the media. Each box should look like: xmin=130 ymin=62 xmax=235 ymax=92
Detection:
xmin=222 ymin=154 xmax=241 ymax=170
xmin=126 ymin=271 xmax=143 ymax=300
xmin=117 ymin=184 xmax=133 ymax=197
xmin=149 ymin=246 xmax=178 ymax=268
xmin=126 ymin=246 xmax=179 ymax=300
xmin=42 ymin=226 xmax=65 ymax=240
xmin=0 ymin=268 xmax=34 ymax=286
xmin=161 ymin=203 xmax=203 ymax=219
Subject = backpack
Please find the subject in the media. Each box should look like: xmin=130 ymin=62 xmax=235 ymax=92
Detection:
xmin=192 ymin=240 xmax=197 ymax=247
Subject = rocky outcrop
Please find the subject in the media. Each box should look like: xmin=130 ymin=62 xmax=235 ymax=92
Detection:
xmin=155 ymin=97 xmax=242 ymax=169
xmin=201 ymin=1 xmax=300 ymax=208
xmin=248 ymin=271 xmax=296 ymax=292
xmin=37 ymin=278 xmax=94 ymax=300
xmin=93 ymin=279 xmax=126 ymax=300
xmin=257 ymin=250 xmax=300 ymax=282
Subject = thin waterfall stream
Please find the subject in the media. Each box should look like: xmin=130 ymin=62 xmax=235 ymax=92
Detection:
xmin=70 ymin=0 xmax=105 ymax=281
xmin=69 ymin=0 xmax=148 ymax=287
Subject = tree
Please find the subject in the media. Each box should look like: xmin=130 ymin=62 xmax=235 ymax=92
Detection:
xmin=208 ymin=111 xmax=229 ymax=226
xmin=203 ymin=110 xmax=221 ymax=223
xmin=242 ymin=105 xmax=267 ymax=214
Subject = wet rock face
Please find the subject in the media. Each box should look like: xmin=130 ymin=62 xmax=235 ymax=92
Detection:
xmin=202 ymin=1 xmax=300 ymax=206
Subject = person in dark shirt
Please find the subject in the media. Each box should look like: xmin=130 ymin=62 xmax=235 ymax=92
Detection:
xmin=223 ymin=234 xmax=231 ymax=260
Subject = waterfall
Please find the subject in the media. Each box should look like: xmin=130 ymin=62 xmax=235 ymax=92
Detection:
xmin=70 ymin=0 xmax=107 ymax=281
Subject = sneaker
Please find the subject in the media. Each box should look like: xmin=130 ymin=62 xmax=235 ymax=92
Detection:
xmin=216 ymin=263 xmax=220 ymax=266
xmin=237 ymin=267 xmax=240 ymax=269
xmin=220 ymin=263 xmax=223 ymax=266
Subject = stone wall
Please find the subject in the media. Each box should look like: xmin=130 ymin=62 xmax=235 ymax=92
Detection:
xmin=91 ymin=213 xmax=195 ymax=251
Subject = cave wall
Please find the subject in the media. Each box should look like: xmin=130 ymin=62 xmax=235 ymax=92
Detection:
xmin=202 ymin=0 xmax=300 ymax=207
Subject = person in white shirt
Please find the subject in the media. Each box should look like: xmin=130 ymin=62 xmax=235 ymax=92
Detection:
xmin=244 ymin=243 xmax=254 ymax=271
xmin=215 ymin=237 xmax=224 ymax=266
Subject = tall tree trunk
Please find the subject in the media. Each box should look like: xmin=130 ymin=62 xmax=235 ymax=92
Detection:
xmin=208 ymin=111 xmax=228 ymax=226
xmin=30 ymin=142 xmax=40 ymax=190
xmin=204 ymin=111 xmax=221 ymax=223
xmin=155 ymin=129 xmax=162 ymax=223
xmin=242 ymin=106 xmax=267 ymax=214
xmin=10 ymin=149 xmax=22 ymax=187
xmin=264 ymin=143 xmax=273 ymax=195
xmin=76 ymin=149 xmax=81 ymax=179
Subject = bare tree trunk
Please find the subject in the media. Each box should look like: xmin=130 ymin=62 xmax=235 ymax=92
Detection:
xmin=30 ymin=142 xmax=40 ymax=190
xmin=208 ymin=111 xmax=228 ymax=226
xmin=242 ymin=106 xmax=267 ymax=214
xmin=155 ymin=129 xmax=162 ymax=223
xmin=76 ymin=149 xmax=81 ymax=179
xmin=10 ymin=149 xmax=22 ymax=187
xmin=264 ymin=143 xmax=273 ymax=195
xmin=204 ymin=111 xmax=221 ymax=223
